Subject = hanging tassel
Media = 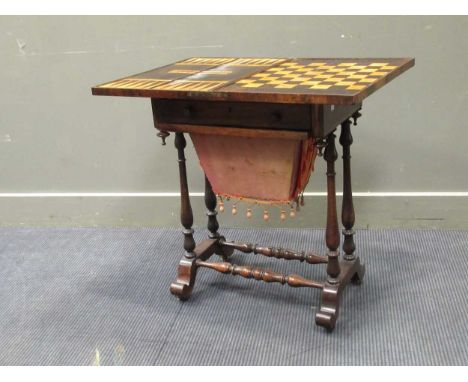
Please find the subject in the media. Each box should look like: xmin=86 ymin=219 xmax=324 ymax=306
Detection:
xmin=218 ymin=196 xmax=225 ymax=213
xmin=289 ymin=205 xmax=296 ymax=218
xmin=280 ymin=209 xmax=286 ymax=222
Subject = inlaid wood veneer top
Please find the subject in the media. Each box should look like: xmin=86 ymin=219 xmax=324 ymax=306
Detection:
xmin=92 ymin=57 xmax=414 ymax=104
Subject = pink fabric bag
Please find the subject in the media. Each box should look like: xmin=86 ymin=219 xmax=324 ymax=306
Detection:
xmin=191 ymin=133 xmax=317 ymax=204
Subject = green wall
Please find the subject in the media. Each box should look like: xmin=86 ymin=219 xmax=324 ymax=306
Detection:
xmin=1 ymin=16 xmax=467 ymax=228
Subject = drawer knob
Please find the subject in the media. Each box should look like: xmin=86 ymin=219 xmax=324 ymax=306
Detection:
xmin=183 ymin=105 xmax=195 ymax=117
xmin=273 ymin=111 xmax=283 ymax=121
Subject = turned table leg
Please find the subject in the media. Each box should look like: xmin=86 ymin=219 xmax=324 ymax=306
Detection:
xmin=316 ymin=117 xmax=366 ymax=331
xmin=204 ymin=175 xmax=233 ymax=260
xmin=316 ymin=132 xmax=341 ymax=330
xmin=340 ymin=118 xmax=356 ymax=261
xmin=170 ymin=132 xmax=198 ymax=300
xmin=204 ymin=175 xmax=220 ymax=240
xmin=340 ymin=113 xmax=365 ymax=285
xmin=324 ymin=132 xmax=341 ymax=283
xmin=175 ymin=132 xmax=196 ymax=259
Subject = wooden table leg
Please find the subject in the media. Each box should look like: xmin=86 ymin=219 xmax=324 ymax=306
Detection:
xmin=340 ymin=116 xmax=365 ymax=284
xmin=340 ymin=118 xmax=356 ymax=261
xmin=340 ymin=115 xmax=365 ymax=285
xmin=204 ymin=175 xmax=233 ymax=260
xmin=170 ymin=132 xmax=200 ymax=300
xmin=175 ymin=132 xmax=196 ymax=259
xmin=316 ymin=118 xmax=366 ymax=331
xmin=316 ymin=132 xmax=341 ymax=330
xmin=324 ymin=132 xmax=341 ymax=283
xmin=204 ymin=175 xmax=220 ymax=240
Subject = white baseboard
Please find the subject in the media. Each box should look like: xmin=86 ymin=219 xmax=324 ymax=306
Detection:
xmin=0 ymin=192 xmax=467 ymax=198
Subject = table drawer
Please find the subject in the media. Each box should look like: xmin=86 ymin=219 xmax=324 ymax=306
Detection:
xmin=152 ymin=99 xmax=311 ymax=131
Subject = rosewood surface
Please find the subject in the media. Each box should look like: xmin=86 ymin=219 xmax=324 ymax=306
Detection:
xmin=93 ymin=57 xmax=414 ymax=105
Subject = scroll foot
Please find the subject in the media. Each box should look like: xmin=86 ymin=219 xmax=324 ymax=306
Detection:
xmin=169 ymin=239 xmax=219 ymax=301
xmin=170 ymin=282 xmax=193 ymax=301
xmin=170 ymin=257 xmax=197 ymax=301
xmin=315 ymin=257 xmax=365 ymax=331
xmin=315 ymin=283 xmax=339 ymax=331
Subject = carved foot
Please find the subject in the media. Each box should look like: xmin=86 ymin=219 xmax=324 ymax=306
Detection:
xmin=170 ymin=257 xmax=197 ymax=301
xmin=315 ymin=257 xmax=365 ymax=331
xmin=169 ymin=283 xmax=193 ymax=301
xmin=170 ymin=239 xmax=219 ymax=301
xmin=315 ymin=283 xmax=339 ymax=331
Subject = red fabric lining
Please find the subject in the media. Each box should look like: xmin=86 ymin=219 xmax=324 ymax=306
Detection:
xmin=291 ymin=137 xmax=318 ymax=199
xmin=192 ymin=133 xmax=317 ymax=204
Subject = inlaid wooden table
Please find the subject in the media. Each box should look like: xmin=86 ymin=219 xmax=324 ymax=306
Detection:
xmin=92 ymin=57 xmax=414 ymax=331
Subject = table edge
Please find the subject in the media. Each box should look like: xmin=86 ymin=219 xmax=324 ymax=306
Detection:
xmin=91 ymin=57 xmax=415 ymax=105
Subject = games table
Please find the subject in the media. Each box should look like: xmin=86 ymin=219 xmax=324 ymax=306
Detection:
xmin=92 ymin=57 xmax=414 ymax=330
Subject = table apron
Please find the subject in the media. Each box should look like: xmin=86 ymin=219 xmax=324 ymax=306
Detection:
xmin=152 ymin=99 xmax=361 ymax=139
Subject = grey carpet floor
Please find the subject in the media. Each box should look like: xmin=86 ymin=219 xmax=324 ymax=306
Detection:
xmin=0 ymin=227 xmax=466 ymax=366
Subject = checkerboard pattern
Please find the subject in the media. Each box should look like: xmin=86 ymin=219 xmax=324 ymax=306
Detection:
xmin=176 ymin=57 xmax=285 ymax=67
xmin=236 ymin=61 xmax=398 ymax=92
xmin=93 ymin=57 xmax=413 ymax=102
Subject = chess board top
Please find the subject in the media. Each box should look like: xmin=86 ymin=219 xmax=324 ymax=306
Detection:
xmin=92 ymin=57 xmax=414 ymax=104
